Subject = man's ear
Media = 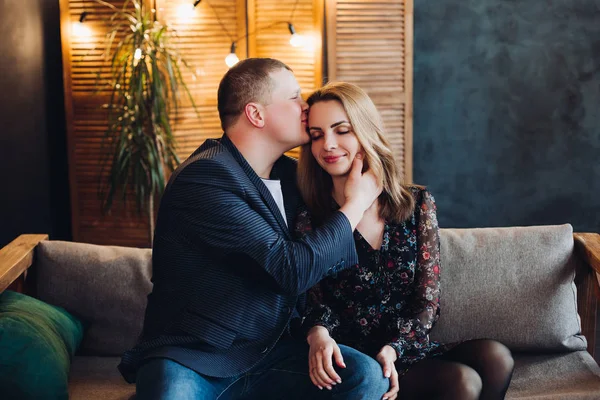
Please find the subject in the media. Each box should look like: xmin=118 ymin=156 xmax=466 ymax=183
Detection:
xmin=244 ymin=102 xmax=265 ymax=128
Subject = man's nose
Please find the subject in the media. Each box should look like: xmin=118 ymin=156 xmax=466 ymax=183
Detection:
xmin=300 ymin=97 xmax=308 ymax=110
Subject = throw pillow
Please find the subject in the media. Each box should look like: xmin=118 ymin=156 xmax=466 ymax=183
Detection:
xmin=0 ymin=290 xmax=84 ymax=400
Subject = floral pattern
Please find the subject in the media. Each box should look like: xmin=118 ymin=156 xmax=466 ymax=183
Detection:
xmin=299 ymin=187 xmax=453 ymax=368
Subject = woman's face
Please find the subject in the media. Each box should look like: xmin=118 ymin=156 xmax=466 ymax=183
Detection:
xmin=308 ymin=100 xmax=362 ymax=177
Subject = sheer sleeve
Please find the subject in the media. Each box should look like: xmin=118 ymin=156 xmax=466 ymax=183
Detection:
xmin=302 ymin=283 xmax=341 ymax=335
xmin=294 ymin=209 xmax=341 ymax=336
xmin=386 ymin=189 xmax=441 ymax=361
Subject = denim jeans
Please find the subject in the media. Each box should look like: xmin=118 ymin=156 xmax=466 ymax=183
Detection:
xmin=136 ymin=338 xmax=389 ymax=400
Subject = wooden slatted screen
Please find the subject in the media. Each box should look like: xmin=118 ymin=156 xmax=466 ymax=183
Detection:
xmin=326 ymin=0 xmax=413 ymax=182
xmin=154 ymin=0 xmax=245 ymax=158
xmin=61 ymin=0 xmax=155 ymax=247
xmin=247 ymin=0 xmax=323 ymax=158
xmin=61 ymin=0 xmax=246 ymax=247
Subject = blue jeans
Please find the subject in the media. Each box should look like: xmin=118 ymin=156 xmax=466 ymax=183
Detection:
xmin=136 ymin=339 xmax=389 ymax=400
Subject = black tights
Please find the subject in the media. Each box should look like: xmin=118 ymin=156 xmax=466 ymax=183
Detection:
xmin=398 ymin=339 xmax=514 ymax=400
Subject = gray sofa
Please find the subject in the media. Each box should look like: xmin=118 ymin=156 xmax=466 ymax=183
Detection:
xmin=1 ymin=224 xmax=599 ymax=399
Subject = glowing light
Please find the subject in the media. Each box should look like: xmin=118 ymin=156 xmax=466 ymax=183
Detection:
xmin=289 ymin=33 xmax=305 ymax=47
xmin=225 ymin=52 xmax=239 ymax=68
xmin=177 ymin=3 xmax=195 ymax=19
xmin=72 ymin=22 xmax=91 ymax=37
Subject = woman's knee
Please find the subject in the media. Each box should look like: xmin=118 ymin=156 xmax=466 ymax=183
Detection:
xmin=446 ymin=364 xmax=482 ymax=400
xmin=475 ymin=339 xmax=515 ymax=380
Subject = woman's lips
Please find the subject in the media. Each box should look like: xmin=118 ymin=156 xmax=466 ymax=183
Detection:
xmin=323 ymin=155 xmax=343 ymax=163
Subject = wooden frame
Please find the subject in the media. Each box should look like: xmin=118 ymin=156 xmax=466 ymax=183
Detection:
xmin=325 ymin=0 xmax=414 ymax=183
xmin=1 ymin=232 xmax=599 ymax=357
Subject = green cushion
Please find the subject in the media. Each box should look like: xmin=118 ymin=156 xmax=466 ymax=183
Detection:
xmin=0 ymin=290 xmax=84 ymax=400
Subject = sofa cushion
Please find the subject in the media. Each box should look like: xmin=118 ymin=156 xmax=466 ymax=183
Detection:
xmin=506 ymin=351 xmax=600 ymax=399
xmin=0 ymin=290 xmax=84 ymax=400
xmin=35 ymin=240 xmax=152 ymax=356
xmin=432 ymin=224 xmax=587 ymax=352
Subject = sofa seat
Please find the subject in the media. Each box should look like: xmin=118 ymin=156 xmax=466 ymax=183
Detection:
xmin=66 ymin=352 xmax=600 ymax=400
xmin=507 ymin=351 xmax=600 ymax=399
xmin=69 ymin=357 xmax=134 ymax=400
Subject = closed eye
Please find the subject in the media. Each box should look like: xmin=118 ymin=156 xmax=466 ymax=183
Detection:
xmin=309 ymin=130 xmax=323 ymax=140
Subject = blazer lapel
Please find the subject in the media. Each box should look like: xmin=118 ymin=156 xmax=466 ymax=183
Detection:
xmin=220 ymin=135 xmax=292 ymax=238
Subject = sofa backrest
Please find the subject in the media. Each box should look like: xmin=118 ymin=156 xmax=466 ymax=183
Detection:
xmin=33 ymin=224 xmax=588 ymax=356
xmin=35 ymin=241 xmax=152 ymax=356
xmin=433 ymin=224 xmax=587 ymax=352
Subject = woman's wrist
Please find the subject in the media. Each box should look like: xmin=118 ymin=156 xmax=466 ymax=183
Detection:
xmin=307 ymin=325 xmax=330 ymax=345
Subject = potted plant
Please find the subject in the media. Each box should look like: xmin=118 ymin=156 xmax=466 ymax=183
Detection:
xmin=95 ymin=0 xmax=197 ymax=244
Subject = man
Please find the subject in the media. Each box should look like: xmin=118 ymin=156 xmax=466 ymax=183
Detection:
xmin=119 ymin=58 xmax=388 ymax=399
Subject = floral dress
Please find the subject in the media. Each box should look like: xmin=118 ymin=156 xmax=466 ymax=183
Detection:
xmin=298 ymin=187 xmax=454 ymax=372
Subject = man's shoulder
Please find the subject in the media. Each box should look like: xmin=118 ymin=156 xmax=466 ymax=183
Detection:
xmin=167 ymin=138 xmax=242 ymax=188
xmin=186 ymin=138 xmax=233 ymax=165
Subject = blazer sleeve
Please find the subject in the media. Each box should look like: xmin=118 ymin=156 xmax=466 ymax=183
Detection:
xmin=165 ymin=159 xmax=359 ymax=297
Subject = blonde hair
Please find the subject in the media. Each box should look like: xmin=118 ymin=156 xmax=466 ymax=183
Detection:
xmin=298 ymin=82 xmax=415 ymax=225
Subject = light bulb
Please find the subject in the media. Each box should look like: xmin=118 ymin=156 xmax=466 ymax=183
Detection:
xmin=287 ymin=23 xmax=304 ymax=48
xmin=72 ymin=22 xmax=91 ymax=37
xmin=225 ymin=52 xmax=239 ymax=67
xmin=289 ymin=33 xmax=304 ymax=47
xmin=177 ymin=3 xmax=195 ymax=19
xmin=225 ymin=42 xmax=239 ymax=67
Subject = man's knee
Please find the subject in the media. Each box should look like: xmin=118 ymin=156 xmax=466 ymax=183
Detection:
xmin=337 ymin=345 xmax=389 ymax=395
xmin=136 ymin=358 xmax=215 ymax=400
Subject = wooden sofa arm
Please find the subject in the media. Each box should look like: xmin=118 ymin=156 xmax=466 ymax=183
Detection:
xmin=0 ymin=234 xmax=48 ymax=293
xmin=575 ymin=233 xmax=600 ymax=276
xmin=574 ymin=232 xmax=600 ymax=358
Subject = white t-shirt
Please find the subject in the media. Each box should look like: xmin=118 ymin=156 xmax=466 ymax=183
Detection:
xmin=261 ymin=178 xmax=288 ymax=227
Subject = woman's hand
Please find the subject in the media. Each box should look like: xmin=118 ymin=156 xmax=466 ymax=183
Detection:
xmin=376 ymin=345 xmax=399 ymax=400
xmin=307 ymin=326 xmax=346 ymax=390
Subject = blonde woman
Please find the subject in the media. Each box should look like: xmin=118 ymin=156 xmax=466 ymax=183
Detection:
xmin=296 ymin=82 xmax=514 ymax=400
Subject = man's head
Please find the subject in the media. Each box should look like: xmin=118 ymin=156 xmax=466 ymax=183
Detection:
xmin=217 ymin=58 xmax=309 ymax=150
xmin=218 ymin=58 xmax=291 ymax=131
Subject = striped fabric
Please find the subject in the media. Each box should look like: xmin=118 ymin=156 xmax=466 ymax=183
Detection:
xmin=119 ymin=135 xmax=359 ymax=381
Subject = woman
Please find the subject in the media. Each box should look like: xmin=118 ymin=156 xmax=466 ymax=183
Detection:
xmin=296 ymin=82 xmax=514 ymax=400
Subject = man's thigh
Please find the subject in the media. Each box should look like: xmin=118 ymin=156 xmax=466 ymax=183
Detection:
xmin=136 ymin=358 xmax=242 ymax=400
xmin=242 ymin=339 xmax=327 ymax=400
xmin=242 ymin=339 xmax=388 ymax=400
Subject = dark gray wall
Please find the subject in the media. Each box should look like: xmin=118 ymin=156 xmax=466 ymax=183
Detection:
xmin=413 ymin=0 xmax=600 ymax=232
xmin=413 ymin=0 xmax=600 ymax=362
xmin=0 ymin=0 xmax=70 ymax=247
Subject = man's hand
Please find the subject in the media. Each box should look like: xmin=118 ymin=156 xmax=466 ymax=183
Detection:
xmin=339 ymin=154 xmax=383 ymax=230
xmin=307 ymin=326 xmax=346 ymax=390
xmin=376 ymin=345 xmax=399 ymax=400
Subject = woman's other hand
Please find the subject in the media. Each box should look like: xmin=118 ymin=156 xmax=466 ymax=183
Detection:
xmin=307 ymin=326 xmax=345 ymax=390
xmin=376 ymin=345 xmax=399 ymax=400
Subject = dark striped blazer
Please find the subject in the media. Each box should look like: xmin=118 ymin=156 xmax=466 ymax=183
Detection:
xmin=119 ymin=134 xmax=359 ymax=382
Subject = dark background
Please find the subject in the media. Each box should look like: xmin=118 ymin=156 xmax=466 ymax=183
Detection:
xmin=0 ymin=0 xmax=71 ymax=248
xmin=413 ymin=0 xmax=599 ymax=232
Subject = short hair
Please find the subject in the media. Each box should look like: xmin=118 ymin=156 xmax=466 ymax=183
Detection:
xmin=217 ymin=58 xmax=292 ymax=131
xmin=298 ymin=82 xmax=415 ymax=224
